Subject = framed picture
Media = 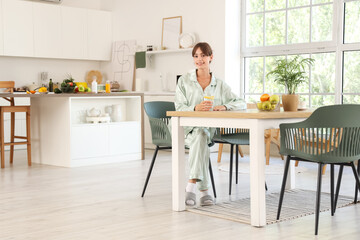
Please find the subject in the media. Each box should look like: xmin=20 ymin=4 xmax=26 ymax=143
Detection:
xmin=161 ymin=16 xmax=182 ymax=50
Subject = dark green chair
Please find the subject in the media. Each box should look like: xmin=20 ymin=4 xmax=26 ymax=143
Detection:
xmin=277 ymin=104 xmax=360 ymax=235
xmin=213 ymin=128 xmax=268 ymax=195
xmin=141 ymin=101 xmax=217 ymax=198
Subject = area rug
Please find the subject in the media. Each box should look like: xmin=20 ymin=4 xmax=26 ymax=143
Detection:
xmin=218 ymin=162 xmax=307 ymax=175
xmin=187 ymin=189 xmax=356 ymax=225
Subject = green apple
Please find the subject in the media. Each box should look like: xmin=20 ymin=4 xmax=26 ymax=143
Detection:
xmin=269 ymin=94 xmax=280 ymax=104
xmin=85 ymin=87 xmax=91 ymax=92
xmin=262 ymin=101 xmax=271 ymax=111
xmin=257 ymin=102 xmax=262 ymax=110
xmin=270 ymin=104 xmax=276 ymax=110
xmin=78 ymin=85 xmax=85 ymax=92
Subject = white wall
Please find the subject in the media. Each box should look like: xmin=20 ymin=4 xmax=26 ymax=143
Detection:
xmin=100 ymin=0 xmax=228 ymax=92
xmin=0 ymin=0 xmax=104 ymax=88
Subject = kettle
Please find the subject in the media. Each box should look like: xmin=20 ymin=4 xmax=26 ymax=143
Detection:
xmin=87 ymin=107 xmax=101 ymax=117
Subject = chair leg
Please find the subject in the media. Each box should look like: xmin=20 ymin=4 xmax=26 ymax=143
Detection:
xmin=334 ymin=165 xmax=344 ymax=212
xmin=217 ymin=143 xmax=223 ymax=163
xmin=26 ymin=109 xmax=31 ymax=166
xmin=355 ymin=160 xmax=360 ymax=203
xmin=265 ymin=182 xmax=268 ymax=191
xmin=350 ymin=162 xmax=360 ymax=204
xmin=330 ymin=164 xmax=334 ymax=216
xmin=277 ymin=155 xmax=291 ymax=220
xmin=265 ymin=133 xmax=271 ymax=165
xmin=315 ymin=163 xmax=324 ymax=235
xmin=10 ymin=112 xmax=15 ymax=164
xmin=141 ymin=146 xmax=159 ymax=197
xmin=238 ymin=145 xmax=244 ymax=158
xmin=235 ymin=145 xmax=239 ymax=184
xmin=209 ymin=159 xmax=217 ymax=198
xmin=0 ymin=110 xmax=4 ymax=169
xmin=322 ymin=164 xmax=327 ymax=175
xmin=229 ymin=144 xmax=234 ymax=195
xmin=295 ymin=160 xmax=299 ymax=167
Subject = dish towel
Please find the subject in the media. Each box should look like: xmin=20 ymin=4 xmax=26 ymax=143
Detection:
xmin=135 ymin=51 xmax=146 ymax=69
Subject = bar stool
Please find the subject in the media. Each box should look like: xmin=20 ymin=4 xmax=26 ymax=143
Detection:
xmin=0 ymin=81 xmax=31 ymax=168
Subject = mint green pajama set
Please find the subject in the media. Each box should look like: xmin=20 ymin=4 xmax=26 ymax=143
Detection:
xmin=175 ymin=70 xmax=246 ymax=191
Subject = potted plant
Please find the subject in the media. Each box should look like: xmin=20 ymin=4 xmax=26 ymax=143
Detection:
xmin=267 ymin=56 xmax=314 ymax=111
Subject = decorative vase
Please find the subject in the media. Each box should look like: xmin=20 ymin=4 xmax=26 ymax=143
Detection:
xmin=111 ymin=103 xmax=126 ymax=122
xmin=282 ymin=94 xmax=299 ymax=112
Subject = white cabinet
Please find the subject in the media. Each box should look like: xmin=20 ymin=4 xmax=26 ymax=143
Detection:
xmin=108 ymin=122 xmax=141 ymax=155
xmin=61 ymin=6 xmax=88 ymax=59
xmin=0 ymin=0 xmax=3 ymax=55
xmin=71 ymin=124 xmax=108 ymax=159
xmin=33 ymin=2 xmax=62 ymax=58
xmin=87 ymin=9 xmax=112 ymax=61
xmin=3 ymin=0 xmax=34 ymax=57
xmin=0 ymin=0 xmax=112 ymax=61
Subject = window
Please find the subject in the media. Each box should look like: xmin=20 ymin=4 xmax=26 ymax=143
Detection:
xmin=241 ymin=0 xmax=360 ymax=107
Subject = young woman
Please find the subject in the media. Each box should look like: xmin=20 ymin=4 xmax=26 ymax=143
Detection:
xmin=175 ymin=42 xmax=246 ymax=206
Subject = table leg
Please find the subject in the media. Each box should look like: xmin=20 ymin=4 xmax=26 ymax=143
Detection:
xmin=171 ymin=117 xmax=186 ymax=211
xmin=249 ymin=122 xmax=266 ymax=227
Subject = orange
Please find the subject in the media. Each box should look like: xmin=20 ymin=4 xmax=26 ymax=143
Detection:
xmin=260 ymin=93 xmax=270 ymax=102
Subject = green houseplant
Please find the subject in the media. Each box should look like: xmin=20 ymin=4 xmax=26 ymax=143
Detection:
xmin=267 ymin=56 xmax=314 ymax=111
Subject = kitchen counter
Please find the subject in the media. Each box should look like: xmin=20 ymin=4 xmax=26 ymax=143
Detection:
xmin=1 ymin=92 xmax=144 ymax=98
xmin=6 ymin=92 xmax=144 ymax=167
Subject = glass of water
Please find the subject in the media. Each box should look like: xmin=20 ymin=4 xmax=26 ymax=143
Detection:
xmin=203 ymin=96 xmax=214 ymax=111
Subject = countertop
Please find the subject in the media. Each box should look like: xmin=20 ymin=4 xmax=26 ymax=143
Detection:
xmin=0 ymin=92 xmax=144 ymax=98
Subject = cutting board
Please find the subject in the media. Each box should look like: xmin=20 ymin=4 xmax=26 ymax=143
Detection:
xmin=86 ymin=70 xmax=103 ymax=86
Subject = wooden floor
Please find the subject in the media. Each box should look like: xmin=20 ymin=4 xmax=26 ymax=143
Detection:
xmin=0 ymin=149 xmax=359 ymax=240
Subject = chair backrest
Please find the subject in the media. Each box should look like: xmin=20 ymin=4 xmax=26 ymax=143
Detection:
xmin=144 ymin=101 xmax=175 ymax=147
xmin=280 ymin=104 xmax=360 ymax=163
xmin=0 ymin=81 xmax=14 ymax=93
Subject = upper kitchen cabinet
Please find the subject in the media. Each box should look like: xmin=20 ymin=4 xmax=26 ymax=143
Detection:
xmin=87 ymin=9 xmax=112 ymax=61
xmin=2 ymin=0 xmax=34 ymax=57
xmin=33 ymin=2 xmax=62 ymax=58
xmin=0 ymin=0 xmax=3 ymax=55
xmin=61 ymin=6 xmax=88 ymax=60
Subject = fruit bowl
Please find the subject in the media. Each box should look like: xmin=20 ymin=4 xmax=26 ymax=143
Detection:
xmin=256 ymin=101 xmax=280 ymax=112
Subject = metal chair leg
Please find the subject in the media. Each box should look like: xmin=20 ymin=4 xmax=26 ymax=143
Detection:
xmin=277 ymin=155 xmax=291 ymax=220
xmin=229 ymin=144 xmax=234 ymax=195
xmin=236 ymin=145 xmax=239 ymax=184
xmin=355 ymin=160 xmax=360 ymax=203
xmin=141 ymin=146 xmax=160 ymax=197
xmin=315 ymin=163 xmax=324 ymax=235
xmin=209 ymin=159 xmax=217 ymax=198
xmin=350 ymin=162 xmax=360 ymax=204
xmin=330 ymin=164 xmax=335 ymax=216
xmin=334 ymin=165 xmax=344 ymax=212
xmin=265 ymin=182 xmax=268 ymax=191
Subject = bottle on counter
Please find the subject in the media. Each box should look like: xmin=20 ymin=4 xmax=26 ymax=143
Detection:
xmin=92 ymin=77 xmax=98 ymax=94
xmin=105 ymin=80 xmax=111 ymax=93
xmin=48 ymin=78 xmax=54 ymax=92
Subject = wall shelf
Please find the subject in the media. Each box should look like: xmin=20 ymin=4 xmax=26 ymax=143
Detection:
xmin=146 ymin=48 xmax=192 ymax=55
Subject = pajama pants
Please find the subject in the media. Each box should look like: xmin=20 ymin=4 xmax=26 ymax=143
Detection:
xmin=185 ymin=127 xmax=214 ymax=191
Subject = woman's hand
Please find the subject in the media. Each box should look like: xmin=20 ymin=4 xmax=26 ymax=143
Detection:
xmin=195 ymin=101 xmax=213 ymax=111
xmin=213 ymin=105 xmax=227 ymax=111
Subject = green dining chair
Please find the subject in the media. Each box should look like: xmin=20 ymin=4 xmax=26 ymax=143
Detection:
xmin=276 ymin=104 xmax=360 ymax=235
xmin=141 ymin=101 xmax=217 ymax=198
xmin=213 ymin=128 xmax=268 ymax=195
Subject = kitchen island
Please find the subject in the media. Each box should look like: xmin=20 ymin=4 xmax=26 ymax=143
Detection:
xmin=1 ymin=92 xmax=144 ymax=167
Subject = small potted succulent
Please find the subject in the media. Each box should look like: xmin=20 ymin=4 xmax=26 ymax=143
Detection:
xmin=266 ymin=56 xmax=314 ymax=111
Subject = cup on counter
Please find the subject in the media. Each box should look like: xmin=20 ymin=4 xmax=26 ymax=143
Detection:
xmin=203 ymin=96 xmax=214 ymax=111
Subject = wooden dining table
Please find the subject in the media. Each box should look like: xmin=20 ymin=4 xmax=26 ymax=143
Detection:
xmin=167 ymin=108 xmax=313 ymax=227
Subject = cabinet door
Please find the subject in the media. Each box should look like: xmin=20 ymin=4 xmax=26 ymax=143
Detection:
xmin=33 ymin=2 xmax=61 ymax=58
xmin=61 ymin=6 xmax=88 ymax=59
xmin=87 ymin=9 xmax=112 ymax=61
xmin=108 ymin=122 xmax=141 ymax=155
xmin=0 ymin=0 xmax=4 ymax=55
xmin=71 ymin=124 xmax=108 ymax=159
xmin=3 ymin=0 xmax=34 ymax=57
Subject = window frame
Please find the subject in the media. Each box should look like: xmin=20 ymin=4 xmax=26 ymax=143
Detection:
xmin=240 ymin=0 xmax=360 ymax=106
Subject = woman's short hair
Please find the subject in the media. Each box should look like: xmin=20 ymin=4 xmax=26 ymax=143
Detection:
xmin=192 ymin=42 xmax=213 ymax=57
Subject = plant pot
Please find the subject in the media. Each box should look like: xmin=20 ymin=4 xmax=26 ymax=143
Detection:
xmin=282 ymin=94 xmax=299 ymax=111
